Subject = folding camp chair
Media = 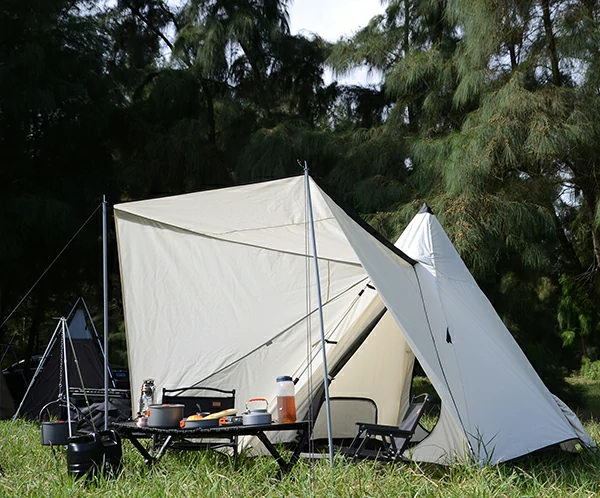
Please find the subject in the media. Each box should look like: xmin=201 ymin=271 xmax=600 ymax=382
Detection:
xmin=153 ymin=386 xmax=238 ymax=458
xmin=345 ymin=393 xmax=430 ymax=462
xmin=161 ymin=386 xmax=236 ymax=418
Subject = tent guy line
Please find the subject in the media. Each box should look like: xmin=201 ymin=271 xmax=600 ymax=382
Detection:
xmin=189 ymin=275 xmax=372 ymax=389
xmin=0 ymin=203 xmax=102 ymax=336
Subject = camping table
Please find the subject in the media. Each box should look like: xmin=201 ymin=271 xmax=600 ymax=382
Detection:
xmin=112 ymin=420 xmax=310 ymax=476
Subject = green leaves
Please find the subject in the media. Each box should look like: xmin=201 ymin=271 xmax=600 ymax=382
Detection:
xmin=4 ymin=0 xmax=600 ymax=378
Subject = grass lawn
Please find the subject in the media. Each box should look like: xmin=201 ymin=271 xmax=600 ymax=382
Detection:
xmin=0 ymin=380 xmax=599 ymax=497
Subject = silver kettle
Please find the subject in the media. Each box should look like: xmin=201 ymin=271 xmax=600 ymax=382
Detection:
xmin=242 ymin=398 xmax=272 ymax=426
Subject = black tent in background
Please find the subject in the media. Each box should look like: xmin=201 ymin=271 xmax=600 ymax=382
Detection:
xmin=16 ymin=300 xmax=114 ymax=420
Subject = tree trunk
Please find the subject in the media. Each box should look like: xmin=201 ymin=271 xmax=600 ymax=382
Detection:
xmin=550 ymin=207 xmax=585 ymax=275
xmin=0 ymin=285 xmax=5 ymax=344
xmin=200 ymin=80 xmax=217 ymax=146
xmin=581 ymin=185 xmax=600 ymax=273
xmin=540 ymin=0 xmax=561 ymax=87
xmin=509 ymin=45 xmax=517 ymax=70
xmin=239 ymin=40 xmax=272 ymax=120
xmin=403 ymin=0 xmax=410 ymax=57
xmin=23 ymin=290 xmax=47 ymax=380
xmin=571 ymin=159 xmax=600 ymax=274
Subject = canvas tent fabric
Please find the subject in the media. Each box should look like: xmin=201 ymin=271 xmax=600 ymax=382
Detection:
xmin=393 ymin=205 xmax=595 ymax=461
xmin=17 ymin=303 xmax=108 ymax=420
xmin=114 ymin=175 xmax=594 ymax=465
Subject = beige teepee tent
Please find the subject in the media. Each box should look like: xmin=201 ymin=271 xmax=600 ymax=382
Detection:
xmin=114 ymin=175 xmax=594 ymax=464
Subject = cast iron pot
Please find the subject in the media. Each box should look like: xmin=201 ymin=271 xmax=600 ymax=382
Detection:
xmin=147 ymin=404 xmax=185 ymax=428
xmin=242 ymin=398 xmax=272 ymax=426
xmin=39 ymin=399 xmax=79 ymax=446
xmin=41 ymin=420 xmax=78 ymax=446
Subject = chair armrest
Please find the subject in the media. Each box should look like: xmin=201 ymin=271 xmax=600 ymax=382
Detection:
xmin=356 ymin=422 xmax=399 ymax=431
xmin=355 ymin=422 xmax=412 ymax=438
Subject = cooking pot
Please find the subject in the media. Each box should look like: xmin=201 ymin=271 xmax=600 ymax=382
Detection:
xmin=180 ymin=417 xmax=219 ymax=429
xmin=242 ymin=398 xmax=272 ymax=426
xmin=39 ymin=399 xmax=79 ymax=446
xmin=41 ymin=420 xmax=77 ymax=446
xmin=147 ymin=404 xmax=185 ymax=428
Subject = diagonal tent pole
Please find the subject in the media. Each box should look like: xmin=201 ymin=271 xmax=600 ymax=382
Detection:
xmin=11 ymin=321 xmax=62 ymax=421
xmin=81 ymin=297 xmax=115 ymax=388
xmin=303 ymin=163 xmax=334 ymax=468
xmin=103 ymin=195 xmax=109 ymax=430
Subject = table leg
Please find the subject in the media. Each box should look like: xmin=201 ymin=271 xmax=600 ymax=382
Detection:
xmin=289 ymin=425 xmax=310 ymax=466
xmin=254 ymin=429 xmax=310 ymax=477
xmin=126 ymin=436 xmax=155 ymax=466
xmin=254 ymin=431 xmax=291 ymax=475
xmin=124 ymin=434 xmax=174 ymax=467
xmin=153 ymin=435 xmax=173 ymax=461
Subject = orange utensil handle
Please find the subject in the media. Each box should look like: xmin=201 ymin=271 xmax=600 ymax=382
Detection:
xmin=247 ymin=397 xmax=267 ymax=403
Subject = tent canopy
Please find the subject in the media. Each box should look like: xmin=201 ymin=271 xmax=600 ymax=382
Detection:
xmin=114 ymin=175 xmax=594 ymax=464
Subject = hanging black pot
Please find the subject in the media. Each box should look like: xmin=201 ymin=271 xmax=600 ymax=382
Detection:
xmin=41 ymin=420 xmax=77 ymax=446
xmin=39 ymin=399 xmax=79 ymax=446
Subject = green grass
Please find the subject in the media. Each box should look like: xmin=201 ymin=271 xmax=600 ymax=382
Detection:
xmin=2 ymin=375 xmax=600 ymax=497
xmin=0 ymin=417 xmax=599 ymax=497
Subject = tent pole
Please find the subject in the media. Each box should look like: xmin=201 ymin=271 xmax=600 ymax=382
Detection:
xmin=11 ymin=321 xmax=61 ymax=420
xmin=102 ymin=195 xmax=109 ymax=430
xmin=61 ymin=317 xmax=73 ymax=437
xmin=81 ymin=297 xmax=115 ymax=387
xmin=303 ymin=164 xmax=334 ymax=468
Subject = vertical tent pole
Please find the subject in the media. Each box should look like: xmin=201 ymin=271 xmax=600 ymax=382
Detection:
xmin=102 ymin=195 xmax=109 ymax=430
xmin=303 ymin=164 xmax=334 ymax=468
xmin=61 ymin=317 xmax=73 ymax=437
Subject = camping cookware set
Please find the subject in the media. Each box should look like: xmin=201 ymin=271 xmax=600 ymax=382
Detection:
xmin=142 ymin=400 xmax=273 ymax=428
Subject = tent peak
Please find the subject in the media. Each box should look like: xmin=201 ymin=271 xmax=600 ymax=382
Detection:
xmin=419 ymin=203 xmax=434 ymax=215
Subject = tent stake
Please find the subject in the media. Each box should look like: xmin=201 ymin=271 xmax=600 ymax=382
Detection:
xmin=102 ymin=195 xmax=109 ymax=430
xmin=303 ymin=163 xmax=334 ymax=468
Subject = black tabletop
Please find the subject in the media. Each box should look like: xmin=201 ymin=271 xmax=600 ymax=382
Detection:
xmin=113 ymin=420 xmax=308 ymax=437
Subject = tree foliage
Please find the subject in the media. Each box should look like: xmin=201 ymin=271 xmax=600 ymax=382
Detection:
xmin=2 ymin=0 xmax=600 ymax=392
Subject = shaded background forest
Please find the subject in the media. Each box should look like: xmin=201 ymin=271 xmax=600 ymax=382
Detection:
xmin=2 ymin=0 xmax=600 ymax=399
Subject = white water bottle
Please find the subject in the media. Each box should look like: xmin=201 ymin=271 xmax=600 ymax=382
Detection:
xmin=276 ymin=376 xmax=296 ymax=423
